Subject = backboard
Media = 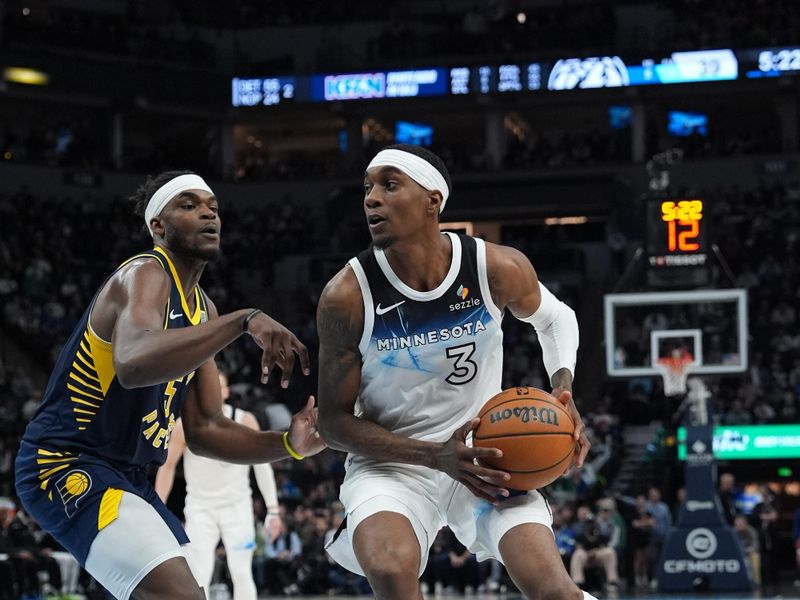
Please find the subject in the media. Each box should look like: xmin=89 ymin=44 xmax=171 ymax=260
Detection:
xmin=604 ymin=289 xmax=748 ymax=377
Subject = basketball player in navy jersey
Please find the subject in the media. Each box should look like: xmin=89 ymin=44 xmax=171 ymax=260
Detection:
xmin=15 ymin=170 xmax=324 ymax=600
xmin=318 ymin=145 xmax=594 ymax=599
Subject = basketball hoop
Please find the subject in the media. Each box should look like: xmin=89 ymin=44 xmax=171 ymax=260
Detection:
xmin=655 ymin=356 xmax=694 ymax=396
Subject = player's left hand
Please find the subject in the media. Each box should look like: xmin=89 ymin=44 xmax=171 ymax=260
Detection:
xmin=552 ymin=387 xmax=590 ymax=472
xmin=264 ymin=513 xmax=282 ymax=534
xmin=287 ymin=395 xmax=326 ymax=458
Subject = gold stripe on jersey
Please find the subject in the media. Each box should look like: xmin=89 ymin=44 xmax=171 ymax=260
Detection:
xmin=36 ymin=457 xmax=78 ymax=465
xmin=37 ymin=449 xmax=68 ymax=457
xmin=38 ymin=463 xmax=72 ymax=481
xmin=163 ymin=297 xmax=171 ymax=329
xmin=98 ymin=488 xmax=124 ymax=531
xmin=66 ymin=325 xmax=114 ymax=430
xmin=71 ymin=360 xmax=100 ymax=384
xmin=154 ymin=246 xmax=203 ymax=325
xmin=117 ymin=252 xmax=161 ymax=270
xmin=84 ymin=326 xmax=114 ymax=394
xmin=75 ymin=349 xmax=97 ymax=376
xmin=66 ymin=383 xmax=103 ymax=402
xmin=68 ymin=372 xmax=103 ymax=395
xmin=36 ymin=450 xmax=78 ymax=490
xmin=70 ymin=397 xmax=101 ymax=409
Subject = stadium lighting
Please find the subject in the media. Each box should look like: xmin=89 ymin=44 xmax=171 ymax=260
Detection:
xmin=3 ymin=67 xmax=49 ymax=86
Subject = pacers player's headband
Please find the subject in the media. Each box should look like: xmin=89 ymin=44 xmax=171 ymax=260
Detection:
xmin=144 ymin=174 xmax=214 ymax=237
xmin=367 ymin=149 xmax=450 ymax=213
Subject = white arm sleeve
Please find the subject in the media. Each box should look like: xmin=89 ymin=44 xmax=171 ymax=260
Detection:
xmin=519 ymin=282 xmax=579 ymax=381
xmin=253 ymin=462 xmax=279 ymax=513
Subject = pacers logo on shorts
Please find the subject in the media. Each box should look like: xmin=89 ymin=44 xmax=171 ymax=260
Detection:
xmin=55 ymin=469 xmax=92 ymax=518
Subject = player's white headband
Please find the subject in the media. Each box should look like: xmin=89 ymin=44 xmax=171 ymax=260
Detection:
xmin=367 ymin=149 xmax=450 ymax=213
xmin=144 ymin=174 xmax=214 ymax=237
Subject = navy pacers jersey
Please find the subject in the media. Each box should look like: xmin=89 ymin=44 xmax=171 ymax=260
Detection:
xmin=16 ymin=246 xmax=204 ymax=563
xmin=22 ymin=246 xmax=207 ymax=468
xmin=349 ymin=232 xmax=504 ymax=444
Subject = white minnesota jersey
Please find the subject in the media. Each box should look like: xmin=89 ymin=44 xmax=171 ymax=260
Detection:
xmin=349 ymin=233 xmax=504 ymax=443
xmin=183 ymin=404 xmax=252 ymax=508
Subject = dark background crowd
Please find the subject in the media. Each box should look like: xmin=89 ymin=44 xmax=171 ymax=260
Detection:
xmin=2 ymin=0 xmax=800 ymax=598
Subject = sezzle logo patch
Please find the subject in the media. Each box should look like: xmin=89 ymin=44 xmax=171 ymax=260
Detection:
xmin=450 ymin=284 xmax=481 ymax=312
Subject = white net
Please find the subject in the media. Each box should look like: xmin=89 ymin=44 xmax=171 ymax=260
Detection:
xmin=655 ymin=358 xmax=693 ymax=396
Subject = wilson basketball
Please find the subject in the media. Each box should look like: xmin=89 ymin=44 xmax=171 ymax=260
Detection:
xmin=474 ymin=387 xmax=575 ymax=490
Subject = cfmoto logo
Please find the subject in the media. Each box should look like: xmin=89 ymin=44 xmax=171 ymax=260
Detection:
xmin=686 ymin=528 xmax=717 ymax=559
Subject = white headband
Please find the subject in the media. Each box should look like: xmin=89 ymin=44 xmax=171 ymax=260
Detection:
xmin=144 ymin=174 xmax=214 ymax=237
xmin=367 ymin=149 xmax=450 ymax=213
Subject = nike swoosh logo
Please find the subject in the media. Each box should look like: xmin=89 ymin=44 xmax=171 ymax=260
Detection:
xmin=169 ymin=310 xmax=183 ymax=320
xmin=375 ymin=301 xmax=406 ymax=315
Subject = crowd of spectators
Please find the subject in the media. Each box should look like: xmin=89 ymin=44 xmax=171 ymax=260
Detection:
xmin=667 ymin=0 xmax=800 ymax=52
xmin=3 ymin=1 xmax=217 ymax=68
xmin=5 ymin=1 xmax=799 ymax=84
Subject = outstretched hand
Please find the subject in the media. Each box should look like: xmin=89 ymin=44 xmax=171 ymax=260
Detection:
xmin=245 ymin=312 xmax=311 ymax=388
xmin=552 ymin=387 xmax=590 ymax=473
xmin=287 ymin=395 xmax=326 ymax=458
xmin=434 ymin=418 xmax=510 ymax=504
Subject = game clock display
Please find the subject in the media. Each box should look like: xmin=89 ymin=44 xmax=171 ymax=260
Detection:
xmin=646 ymin=199 xmax=710 ymax=287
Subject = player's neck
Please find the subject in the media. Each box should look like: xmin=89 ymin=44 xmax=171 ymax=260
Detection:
xmin=160 ymin=246 xmax=206 ymax=299
xmin=383 ymin=231 xmax=451 ymax=292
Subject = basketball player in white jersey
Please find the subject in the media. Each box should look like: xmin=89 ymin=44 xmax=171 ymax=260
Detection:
xmin=317 ymin=144 xmax=594 ymax=599
xmin=155 ymin=371 xmax=283 ymax=600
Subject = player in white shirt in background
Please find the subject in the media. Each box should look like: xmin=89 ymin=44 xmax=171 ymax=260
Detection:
xmin=156 ymin=371 xmax=282 ymax=600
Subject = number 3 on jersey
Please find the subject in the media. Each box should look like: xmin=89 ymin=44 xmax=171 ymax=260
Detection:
xmin=446 ymin=342 xmax=477 ymax=385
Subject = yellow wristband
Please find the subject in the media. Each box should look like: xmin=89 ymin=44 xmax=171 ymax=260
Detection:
xmin=282 ymin=431 xmax=304 ymax=460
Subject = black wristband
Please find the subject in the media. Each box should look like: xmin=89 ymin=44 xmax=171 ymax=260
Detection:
xmin=243 ymin=309 xmax=263 ymax=333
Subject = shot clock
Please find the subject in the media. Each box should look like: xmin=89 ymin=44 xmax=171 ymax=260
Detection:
xmin=646 ymin=198 xmax=710 ymax=287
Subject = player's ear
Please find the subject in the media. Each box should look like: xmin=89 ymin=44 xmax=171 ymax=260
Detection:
xmin=150 ymin=217 xmax=165 ymax=238
xmin=428 ymin=191 xmax=443 ymax=215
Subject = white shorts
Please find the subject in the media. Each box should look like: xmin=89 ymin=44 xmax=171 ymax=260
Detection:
xmin=84 ymin=491 xmax=190 ymax=600
xmin=325 ymin=456 xmax=553 ymax=577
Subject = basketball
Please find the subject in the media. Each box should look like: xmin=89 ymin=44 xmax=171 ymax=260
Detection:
xmin=474 ymin=387 xmax=575 ymax=490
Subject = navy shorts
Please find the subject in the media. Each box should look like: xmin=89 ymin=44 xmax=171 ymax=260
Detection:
xmin=15 ymin=441 xmax=188 ymax=565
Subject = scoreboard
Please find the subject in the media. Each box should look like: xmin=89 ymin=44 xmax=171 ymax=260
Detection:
xmin=646 ymin=199 xmax=710 ymax=287
xmin=232 ymin=46 xmax=800 ymax=108
xmin=230 ymin=45 xmax=800 ymax=108
xmin=231 ymin=64 xmax=545 ymax=107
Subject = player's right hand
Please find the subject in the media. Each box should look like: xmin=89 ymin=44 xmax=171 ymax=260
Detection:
xmin=244 ymin=311 xmax=311 ymax=387
xmin=435 ymin=418 xmax=510 ymax=504
xmin=287 ymin=395 xmax=326 ymax=457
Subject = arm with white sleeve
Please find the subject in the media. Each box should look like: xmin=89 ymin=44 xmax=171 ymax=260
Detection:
xmin=485 ymin=241 xmax=588 ymax=467
xmin=241 ymin=411 xmax=281 ymax=523
xmin=518 ymin=282 xmax=579 ymax=386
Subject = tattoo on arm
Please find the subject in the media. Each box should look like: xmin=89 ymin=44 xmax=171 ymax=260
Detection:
xmin=316 ymin=296 xmax=361 ymax=402
xmin=317 ymin=308 xmax=352 ymax=341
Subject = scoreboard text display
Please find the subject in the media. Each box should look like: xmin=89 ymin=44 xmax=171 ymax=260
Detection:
xmin=678 ymin=425 xmax=800 ymax=460
xmin=231 ymin=45 xmax=800 ymax=108
xmin=646 ymin=199 xmax=709 ymax=287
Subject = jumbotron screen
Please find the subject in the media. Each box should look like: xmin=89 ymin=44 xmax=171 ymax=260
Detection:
xmin=230 ymin=46 xmax=800 ymax=108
